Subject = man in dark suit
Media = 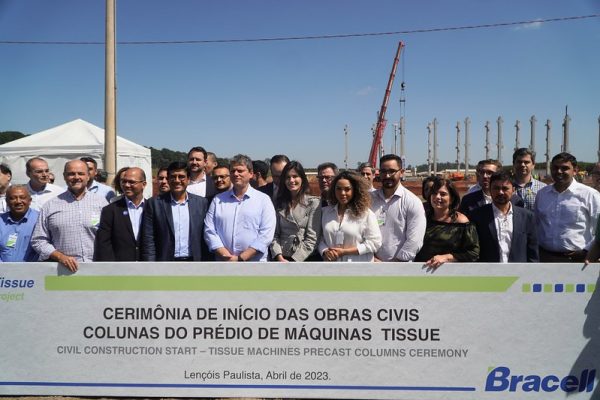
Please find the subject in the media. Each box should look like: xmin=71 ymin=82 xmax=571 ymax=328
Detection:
xmin=459 ymin=159 xmax=523 ymax=217
xmin=258 ymin=154 xmax=289 ymax=200
xmin=95 ymin=167 xmax=146 ymax=261
xmin=186 ymin=146 xmax=216 ymax=198
xmin=142 ymin=162 xmax=209 ymax=261
xmin=470 ymin=171 xmax=539 ymax=262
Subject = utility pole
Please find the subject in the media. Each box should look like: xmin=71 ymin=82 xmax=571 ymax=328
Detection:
xmin=392 ymin=123 xmax=398 ymax=155
xmin=514 ymin=120 xmax=521 ymax=151
xmin=484 ymin=121 xmax=491 ymax=160
xmin=344 ymin=125 xmax=349 ymax=170
xmin=433 ymin=118 xmax=438 ymax=174
xmin=497 ymin=116 xmax=504 ymax=164
xmin=562 ymin=106 xmax=571 ymax=153
xmin=104 ymin=0 xmax=117 ymax=187
xmin=455 ymin=121 xmax=461 ymax=172
xmin=545 ymin=119 xmax=551 ymax=177
xmin=427 ymin=122 xmax=432 ymax=175
xmin=529 ymin=115 xmax=537 ymax=154
xmin=464 ymin=117 xmax=470 ymax=178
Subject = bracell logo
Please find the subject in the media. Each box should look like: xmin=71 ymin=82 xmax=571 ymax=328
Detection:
xmin=485 ymin=366 xmax=595 ymax=393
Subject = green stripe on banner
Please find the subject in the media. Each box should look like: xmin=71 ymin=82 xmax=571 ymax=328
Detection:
xmin=45 ymin=276 xmax=518 ymax=292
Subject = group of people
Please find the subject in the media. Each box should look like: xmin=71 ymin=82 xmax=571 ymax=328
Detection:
xmin=1 ymin=145 xmax=600 ymax=269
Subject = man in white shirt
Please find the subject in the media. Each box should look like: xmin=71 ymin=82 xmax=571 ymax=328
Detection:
xmin=370 ymin=154 xmax=426 ymax=262
xmin=470 ymin=171 xmax=538 ymax=262
xmin=534 ymin=152 xmax=600 ymax=262
xmin=25 ymin=157 xmax=64 ymax=211
xmin=186 ymin=146 xmax=215 ymax=198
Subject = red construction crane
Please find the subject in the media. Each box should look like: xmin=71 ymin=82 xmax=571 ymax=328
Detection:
xmin=368 ymin=41 xmax=404 ymax=168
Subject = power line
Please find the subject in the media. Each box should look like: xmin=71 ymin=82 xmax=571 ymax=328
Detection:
xmin=1 ymin=14 xmax=598 ymax=45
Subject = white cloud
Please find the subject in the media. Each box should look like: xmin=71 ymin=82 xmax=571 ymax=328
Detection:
xmin=356 ymin=85 xmax=375 ymax=96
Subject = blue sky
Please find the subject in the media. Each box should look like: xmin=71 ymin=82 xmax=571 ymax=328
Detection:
xmin=1 ymin=0 xmax=599 ymax=169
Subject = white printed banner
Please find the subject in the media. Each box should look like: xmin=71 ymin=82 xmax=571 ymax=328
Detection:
xmin=0 ymin=262 xmax=598 ymax=399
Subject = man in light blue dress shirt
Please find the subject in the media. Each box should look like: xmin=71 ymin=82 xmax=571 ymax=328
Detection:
xmin=204 ymin=154 xmax=276 ymax=262
xmin=0 ymin=186 xmax=39 ymax=262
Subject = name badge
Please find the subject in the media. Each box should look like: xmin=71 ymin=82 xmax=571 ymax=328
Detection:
xmin=334 ymin=230 xmax=344 ymax=247
xmin=6 ymin=233 xmax=18 ymax=248
xmin=90 ymin=214 xmax=100 ymax=227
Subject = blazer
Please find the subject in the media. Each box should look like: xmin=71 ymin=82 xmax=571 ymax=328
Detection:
xmin=459 ymin=189 xmax=524 ymax=218
xmin=258 ymin=182 xmax=275 ymax=199
xmin=205 ymin=175 xmax=217 ymax=199
xmin=269 ymin=196 xmax=322 ymax=261
xmin=469 ymin=203 xmax=539 ymax=262
xmin=94 ymin=197 xmax=143 ymax=261
xmin=141 ymin=192 xmax=209 ymax=261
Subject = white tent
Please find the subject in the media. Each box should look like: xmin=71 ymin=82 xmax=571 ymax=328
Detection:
xmin=0 ymin=119 xmax=153 ymax=197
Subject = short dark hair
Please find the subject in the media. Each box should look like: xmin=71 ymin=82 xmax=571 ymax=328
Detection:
xmin=167 ymin=161 xmax=189 ymax=177
xmin=270 ymin=154 xmax=290 ymax=165
xmin=512 ymin=148 xmax=536 ymax=164
xmin=476 ymin=159 xmax=502 ymax=171
xmin=379 ymin=154 xmax=403 ymax=169
xmin=317 ymin=162 xmax=338 ymax=175
xmin=187 ymin=146 xmax=207 ymax=160
xmin=157 ymin=166 xmax=169 ymax=176
xmin=252 ymin=161 xmax=269 ymax=180
xmin=212 ymin=163 xmax=230 ymax=173
xmin=79 ymin=157 xmax=97 ymax=168
xmin=0 ymin=163 xmax=12 ymax=176
xmin=490 ymin=171 xmax=514 ymax=186
xmin=551 ymin=152 xmax=577 ymax=168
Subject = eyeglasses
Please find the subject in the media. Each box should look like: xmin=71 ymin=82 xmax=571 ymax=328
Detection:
xmin=379 ymin=169 xmax=400 ymax=177
xmin=213 ymin=175 xmax=229 ymax=181
xmin=317 ymin=175 xmax=334 ymax=182
xmin=120 ymin=179 xmax=144 ymax=185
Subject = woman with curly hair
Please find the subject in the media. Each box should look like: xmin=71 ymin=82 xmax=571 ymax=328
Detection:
xmin=318 ymin=171 xmax=382 ymax=262
xmin=415 ymin=177 xmax=479 ymax=268
xmin=270 ymin=161 xmax=322 ymax=262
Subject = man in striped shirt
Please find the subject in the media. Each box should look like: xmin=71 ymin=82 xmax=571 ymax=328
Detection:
xmin=31 ymin=160 xmax=107 ymax=272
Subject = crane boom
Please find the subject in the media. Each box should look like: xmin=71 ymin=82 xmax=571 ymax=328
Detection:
xmin=368 ymin=41 xmax=404 ymax=168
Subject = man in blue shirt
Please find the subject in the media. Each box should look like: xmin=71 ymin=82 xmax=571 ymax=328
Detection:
xmin=204 ymin=154 xmax=276 ymax=262
xmin=0 ymin=185 xmax=39 ymax=262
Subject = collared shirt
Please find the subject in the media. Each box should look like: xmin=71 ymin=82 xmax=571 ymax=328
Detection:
xmin=89 ymin=181 xmax=116 ymax=202
xmin=31 ymin=190 xmax=108 ymax=262
xmin=370 ymin=185 xmax=427 ymax=261
xmin=170 ymin=194 xmax=190 ymax=258
xmin=483 ymin=191 xmax=492 ymax=205
xmin=27 ymin=182 xmax=64 ymax=211
xmin=318 ymin=205 xmax=382 ymax=262
xmin=204 ymin=186 xmax=276 ymax=261
xmin=466 ymin=183 xmax=481 ymax=194
xmin=492 ymin=203 xmax=513 ymax=263
xmin=534 ymin=180 xmax=600 ymax=252
xmin=513 ymin=178 xmax=546 ymax=211
xmin=126 ymin=198 xmax=145 ymax=240
xmin=0 ymin=208 xmax=39 ymax=262
xmin=187 ymin=174 xmax=207 ymax=197
xmin=0 ymin=194 xmax=7 ymax=214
